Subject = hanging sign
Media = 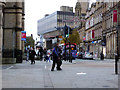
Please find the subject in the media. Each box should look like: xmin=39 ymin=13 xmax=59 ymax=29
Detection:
xmin=113 ymin=10 xmax=117 ymax=23
xmin=21 ymin=31 xmax=26 ymax=41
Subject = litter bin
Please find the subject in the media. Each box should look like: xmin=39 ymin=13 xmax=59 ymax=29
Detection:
xmin=15 ymin=49 xmax=23 ymax=63
xmin=100 ymin=53 xmax=104 ymax=60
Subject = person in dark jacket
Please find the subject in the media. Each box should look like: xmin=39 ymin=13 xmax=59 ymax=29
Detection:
xmin=38 ymin=47 xmax=44 ymax=61
xmin=43 ymin=48 xmax=47 ymax=61
xmin=58 ymin=46 xmax=62 ymax=66
xmin=51 ymin=43 xmax=62 ymax=71
xmin=29 ymin=48 xmax=36 ymax=64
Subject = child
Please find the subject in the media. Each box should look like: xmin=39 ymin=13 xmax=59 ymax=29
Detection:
xmin=46 ymin=54 xmax=50 ymax=62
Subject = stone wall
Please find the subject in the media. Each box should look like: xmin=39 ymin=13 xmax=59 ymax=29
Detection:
xmin=0 ymin=1 xmax=5 ymax=58
xmin=0 ymin=3 xmax=2 ymax=58
xmin=2 ymin=1 xmax=25 ymax=63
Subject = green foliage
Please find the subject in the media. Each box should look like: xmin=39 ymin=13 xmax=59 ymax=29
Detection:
xmin=25 ymin=36 xmax=35 ymax=48
xmin=60 ymin=38 xmax=65 ymax=44
xmin=68 ymin=29 xmax=82 ymax=45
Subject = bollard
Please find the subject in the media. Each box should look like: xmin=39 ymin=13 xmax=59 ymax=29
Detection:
xmin=115 ymin=55 xmax=118 ymax=74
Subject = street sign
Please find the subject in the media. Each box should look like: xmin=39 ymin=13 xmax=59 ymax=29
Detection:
xmin=113 ymin=10 xmax=117 ymax=23
xmin=21 ymin=31 xmax=26 ymax=41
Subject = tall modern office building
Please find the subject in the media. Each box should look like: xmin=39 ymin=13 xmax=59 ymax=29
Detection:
xmin=37 ymin=11 xmax=74 ymax=35
xmin=37 ymin=6 xmax=75 ymax=49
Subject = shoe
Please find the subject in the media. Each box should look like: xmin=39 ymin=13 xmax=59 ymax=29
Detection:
xmin=51 ymin=69 xmax=54 ymax=71
xmin=57 ymin=68 xmax=62 ymax=71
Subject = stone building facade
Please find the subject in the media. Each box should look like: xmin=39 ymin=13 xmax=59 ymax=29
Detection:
xmin=74 ymin=1 xmax=89 ymax=28
xmin=77 ymin=0 xmax=89 ymax=15
xmin=0 ymin=1 xmax=5 ymax=59
xmin=79 ymin=1 xmax=120 ymax=59
xmin=102 ymin=2 xmax=120 ymax=58
xmin=60 ymin=6 xmax=73 ymax=12
xmin=0 ymin=1 xmax=25 ymax=63
xmin=75 ymin=1 xmax=89 ymax=52
xmin=0 ymin=0 xmax=6 ymax=59
xmin=85 ymin=2 xmax=103 ymax=58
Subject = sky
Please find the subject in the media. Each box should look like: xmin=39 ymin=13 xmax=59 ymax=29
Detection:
xmin=25 ymin=0 xmax=96 ymax=39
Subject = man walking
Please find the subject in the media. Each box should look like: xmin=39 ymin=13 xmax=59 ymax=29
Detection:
xmin=39 ymin=47 xmax=43 ymax=61
xmin=26 ymin=48 xmax=30 ymax=61
xmin=51 ymin=43 xmax=62 ymax=71
xmin=29 ymin=48 xmax=36 ymax=64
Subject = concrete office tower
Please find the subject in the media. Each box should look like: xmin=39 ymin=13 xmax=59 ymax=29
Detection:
xmin=0 ymin=1 xmax=5 ymax=59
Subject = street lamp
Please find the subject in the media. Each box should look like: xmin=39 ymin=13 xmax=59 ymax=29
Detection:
xmin=115 ymin=23 xmax=119 ymax=75
xmin=115 ymin=2 xmax=120 ymax=75
xmin=63 ymin=24 xmax=67 ymax=61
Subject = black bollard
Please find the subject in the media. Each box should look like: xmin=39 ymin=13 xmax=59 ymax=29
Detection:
xmin=115 ymin=54 xmax=118 ymax=74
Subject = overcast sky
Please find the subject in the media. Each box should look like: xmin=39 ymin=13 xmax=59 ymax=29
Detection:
xmin=25 ymin=0 xmax=96 ymax=39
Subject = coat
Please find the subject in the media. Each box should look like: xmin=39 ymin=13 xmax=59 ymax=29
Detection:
xmin=29 ymin=50 xmax=36 ymax=60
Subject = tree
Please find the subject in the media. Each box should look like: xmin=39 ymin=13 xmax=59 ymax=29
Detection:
xmin=60 ymin=38 xmax=65 ymax=44
xmin=68 ymin=29 xmax=82 ymax=45
xmin=25 ymin=36 xmax=35 ymax=48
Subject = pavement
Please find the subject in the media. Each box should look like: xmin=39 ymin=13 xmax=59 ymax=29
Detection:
xmin=0 ymin=58 xmax=119 ymax=89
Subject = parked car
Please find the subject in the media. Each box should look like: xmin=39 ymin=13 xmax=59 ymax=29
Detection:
xmin=83 ymin=52 xmax=93 ymax=60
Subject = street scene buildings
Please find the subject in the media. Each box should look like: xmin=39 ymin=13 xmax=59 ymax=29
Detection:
xmin=0 ymin=0 xmax=119 ymax=89
xmin=37 ymin=0 xmax=120 ymax=59
xmin=81 ymin=1 xmax=120 ymax=59
xmin=0 ymin=0 xmax=119 ymax=63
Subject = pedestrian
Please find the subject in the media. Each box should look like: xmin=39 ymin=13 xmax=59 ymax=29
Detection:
xmin=94 ymin=53 xmax=97 ymax=58
xmin=46 ymin=49 xmax=51 ymax=62
xmin=50 ymin=49 xmax=53 ymax=60
xmin=100 ymin=51 xmax=104 ymax=60
xmin=46 ymin=54 xmax=50 ymax=62
xmin=39 ymin=47 xmax=44 ymax=61
xmin=43 ymin=48 xmax=47 ymax=61
xmin=58 ymin=46 xmax=62 ymax=66
xmin=29 ymin=47 xmax=36 ymax=64
xmin=26 ymin=48 xmax=30 ymax=61
xmin=51 ymin=43 xmax=62 ymax=71
xmin=36 ymin=47 xmax=39 ymax=60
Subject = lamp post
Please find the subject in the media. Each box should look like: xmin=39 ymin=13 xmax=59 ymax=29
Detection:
xmin=68 ymin=41 xmax=72 ymax=63
xmin=64 ymin=24 xmax=67 ymax=61
xmin=115 ymin=2 xmax=120 ymax=75
xmin=115 ymin=22 xmax=119 ymax=75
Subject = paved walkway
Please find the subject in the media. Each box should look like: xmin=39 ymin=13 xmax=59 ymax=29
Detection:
xmin=1 ymin=59 xmax=119 ymax=89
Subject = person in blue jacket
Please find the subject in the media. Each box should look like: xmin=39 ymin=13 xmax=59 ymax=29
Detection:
xmin=51 ymin=43 xmax=62 ymax=71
